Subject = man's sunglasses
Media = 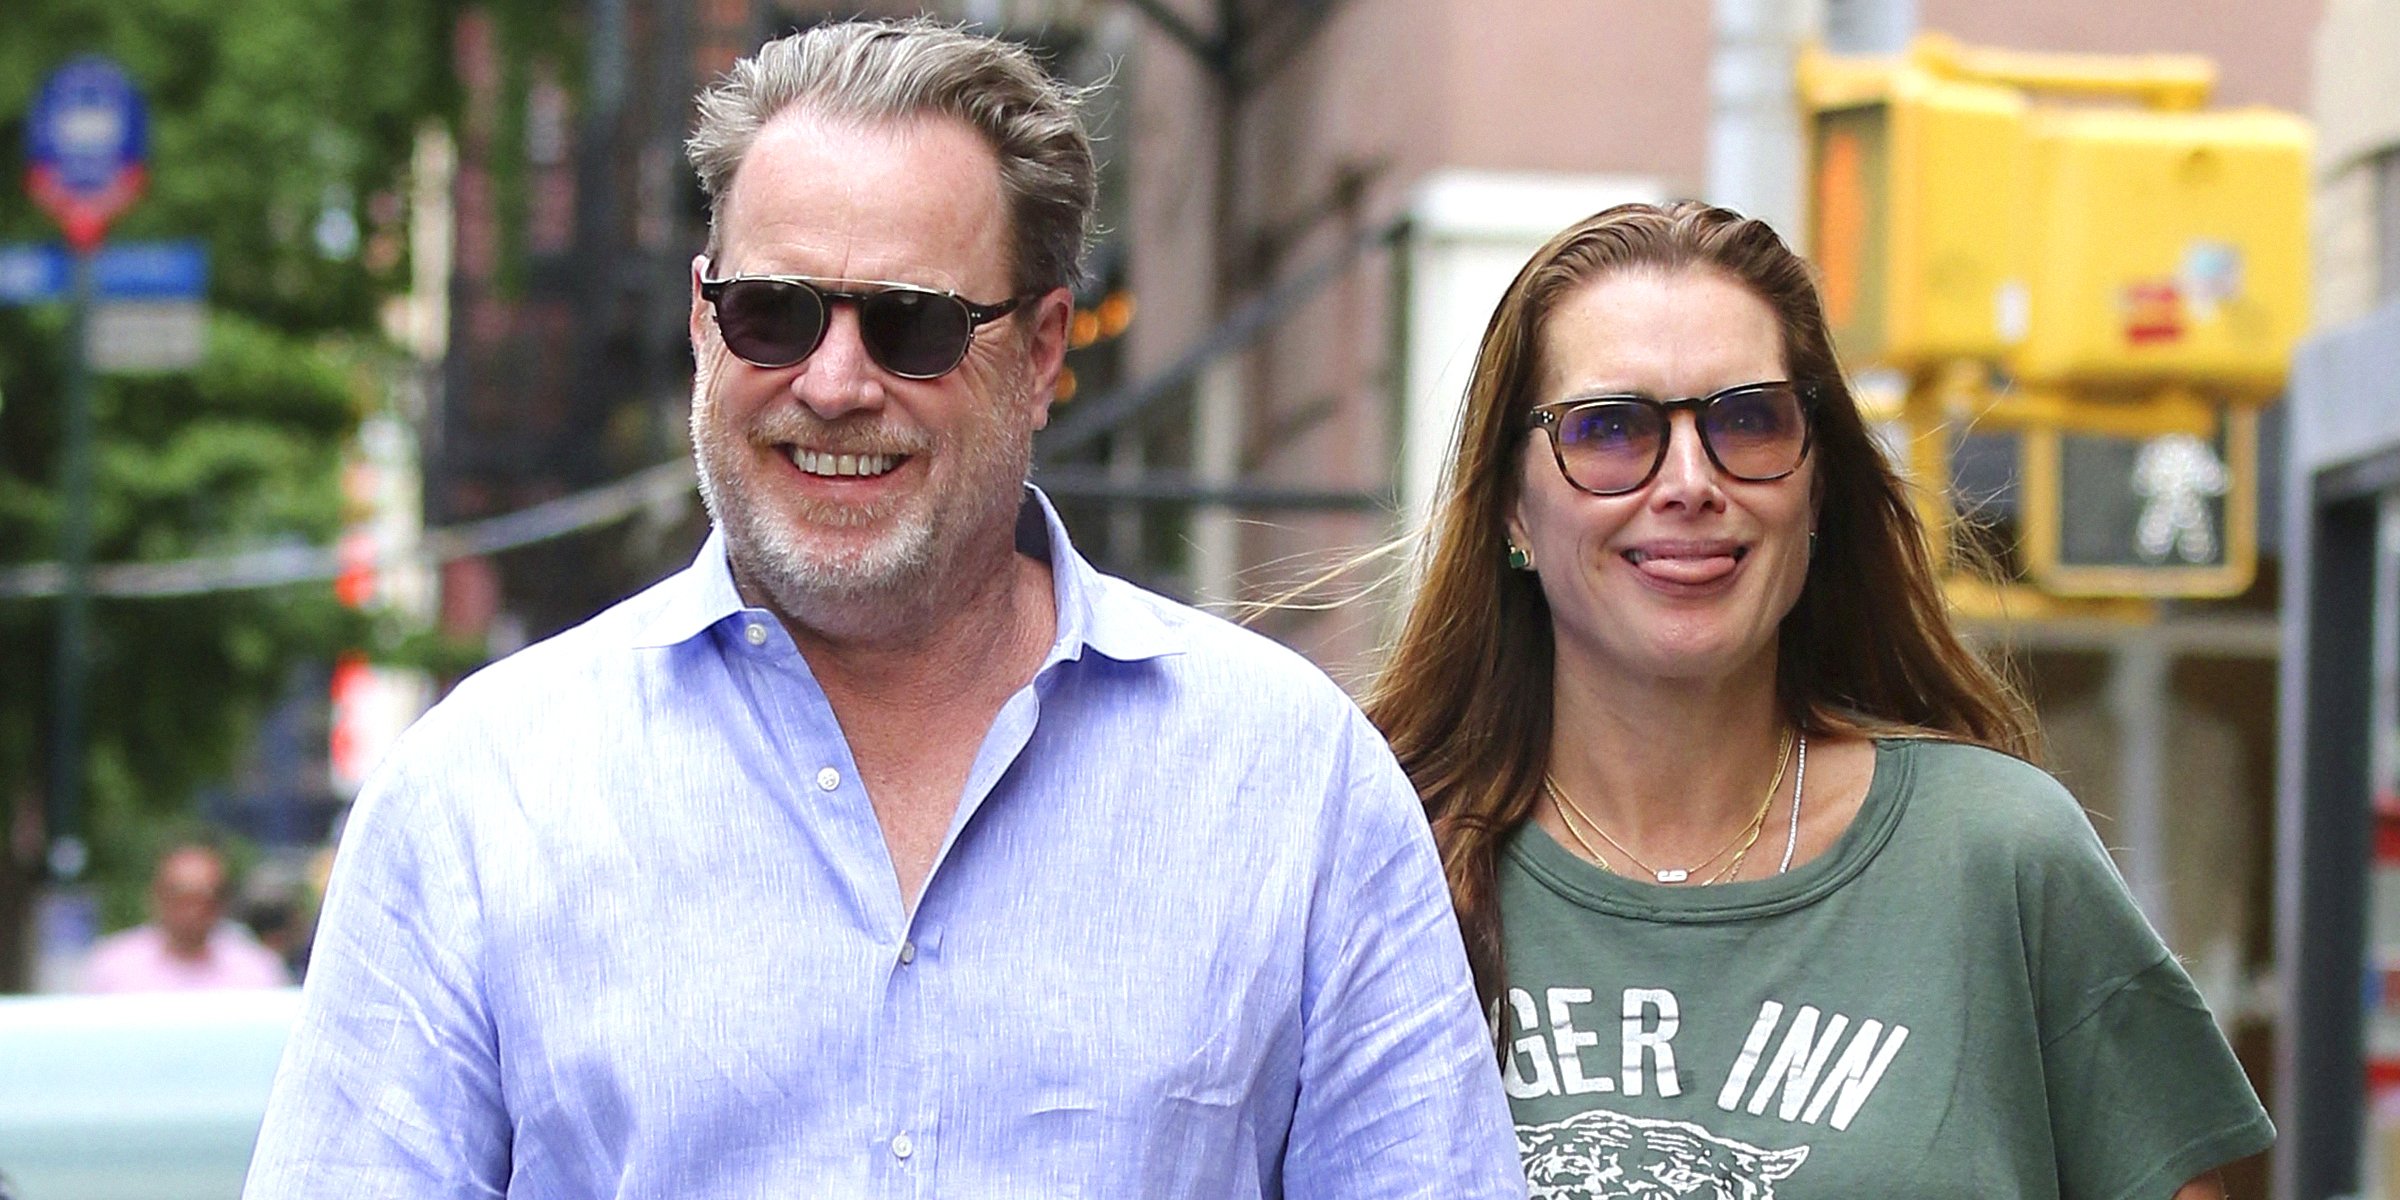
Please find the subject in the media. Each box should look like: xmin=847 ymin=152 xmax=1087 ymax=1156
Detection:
xmin=700 ymin=273 xmax=1027 ymax=380
xmin=1526 ymin=381 xmax=1814 ymax=496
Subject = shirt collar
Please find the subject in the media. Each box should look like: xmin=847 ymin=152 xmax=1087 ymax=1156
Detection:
xmin=627 ymin=485 xmax=1183 ymax=666
xmin=625 ymin=525 xmax=748 ymax=649
xmin=1024 ymin=484 xmax=1182 ymax=668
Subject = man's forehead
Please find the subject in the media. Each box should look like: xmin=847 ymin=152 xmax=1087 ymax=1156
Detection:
xmin=716 ymin=106 xmax=1011 ymax=288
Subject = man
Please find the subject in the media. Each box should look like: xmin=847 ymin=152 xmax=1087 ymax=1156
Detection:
xmin=245 ymin=19 xmax=1520 ymax=1198
xmin=82 ymin=840 xmax=289 ymax=993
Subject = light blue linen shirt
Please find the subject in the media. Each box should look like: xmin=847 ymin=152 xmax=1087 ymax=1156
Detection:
xmin=244 ymin=490 xmax=1523 ymax=1199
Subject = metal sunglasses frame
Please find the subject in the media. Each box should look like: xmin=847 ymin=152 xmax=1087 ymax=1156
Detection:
xmin=1524 ymin=380 xmax=1817 ymax=496
xmin=698 ymin=273 xmax=1026 ymax=379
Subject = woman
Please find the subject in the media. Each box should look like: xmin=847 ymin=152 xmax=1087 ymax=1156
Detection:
xmin=1366 ymin=201 xmax=2270 ymax=1197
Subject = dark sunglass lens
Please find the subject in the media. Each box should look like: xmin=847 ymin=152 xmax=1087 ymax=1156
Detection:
xmin=1556 ymin=402 xmax=1663 ymax=493
xmin=1704 ymin=386 xmax=1807 ymax=479
xmin=717 ymin=280 xmax=825 ymax=367
xmin=860 ymin=288 xmax=974 ymax=378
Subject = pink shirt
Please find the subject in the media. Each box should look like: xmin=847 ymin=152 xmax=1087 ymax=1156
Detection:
xmin=80 ymin=922 xmax=292 ymax=993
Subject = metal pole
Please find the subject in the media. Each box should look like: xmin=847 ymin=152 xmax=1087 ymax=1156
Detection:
xmin=2107 ymin=632 xmax=2172 ymax=932
xmin=1191 ymin=0 xmax=1245 ymax=605
xmin=1821 ymin=0 xmax=1917 ymax=54
xmin=1708 ymin=0 xmax=1808 ymax=237
xmin=46 ymin=247 xmax=96 ymax=883
xmin=2275 ymin=486 xmax=2378 ymax=1198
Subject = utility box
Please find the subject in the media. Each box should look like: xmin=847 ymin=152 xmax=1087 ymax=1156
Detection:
xmin=2015 ymin=107 xmax=2311 ymax=397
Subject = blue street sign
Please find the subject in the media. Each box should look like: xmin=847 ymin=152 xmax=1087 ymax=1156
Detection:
xmin=0 ymin=241 xmax=209 ymax=306
xmin=92 ymin=239 xmax=206 ymax=299
xmin=0 ymin=244 xmax=67 ymax=305
xmin=27 ymin=57 xmax=148 ymax=197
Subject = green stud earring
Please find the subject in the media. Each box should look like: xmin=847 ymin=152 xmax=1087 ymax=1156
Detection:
xmin=1506 ymin=544 xmax=1531 ymax=571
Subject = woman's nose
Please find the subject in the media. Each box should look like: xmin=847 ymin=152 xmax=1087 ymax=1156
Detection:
xmin=1646 ymin=411 xmax=1726 ymax=509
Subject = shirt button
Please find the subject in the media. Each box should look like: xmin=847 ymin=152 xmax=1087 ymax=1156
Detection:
xmin=816 ymin=767 xmax=840 ymax=791
xmin=891 ymin=1132 xmax=914 ymax=1160
xmin=899 ymin=940 xmax=917 ymax=965
xmin=743 ymin=623 xmax=767 ymax=646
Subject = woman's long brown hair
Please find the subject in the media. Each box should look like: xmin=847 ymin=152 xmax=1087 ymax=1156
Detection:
xmin=1361 ymin=201 xmax=2039 ymax=1021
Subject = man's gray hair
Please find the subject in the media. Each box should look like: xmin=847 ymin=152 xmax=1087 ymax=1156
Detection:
xmin=687 ymin=18 xmax=1097 ymax=295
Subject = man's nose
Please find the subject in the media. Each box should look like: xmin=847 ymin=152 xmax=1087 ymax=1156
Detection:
xmin=789 ymin=302 xmax=886 ymax=419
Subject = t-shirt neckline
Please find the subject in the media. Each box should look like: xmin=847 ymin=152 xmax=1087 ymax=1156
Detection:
xmin=1505 ymin=736 xmax=1918 ymax=923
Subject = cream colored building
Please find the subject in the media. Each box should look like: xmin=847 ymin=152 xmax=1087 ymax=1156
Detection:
xmin=2312 ymin=0 xmax=2400 ymax=325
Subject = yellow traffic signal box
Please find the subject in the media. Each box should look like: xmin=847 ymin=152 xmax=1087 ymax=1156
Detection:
xmin=1801 ymin=36 xmax=2311 ymax=398
xmin=2014 ymin=107 xmax=2310 ymax=398
xmin=1804 ymin=59 xmax=2029 ymax=367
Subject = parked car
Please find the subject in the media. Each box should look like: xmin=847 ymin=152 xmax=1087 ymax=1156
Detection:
xmin=0 ymin=988 xmax=297 ymax=1200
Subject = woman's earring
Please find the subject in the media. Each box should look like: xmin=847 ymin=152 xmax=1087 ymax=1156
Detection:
xmin=1807 ymin=529 xmax=1818 ymax=560
xmin=1507 ymin=543 xmax=1532 ymax=571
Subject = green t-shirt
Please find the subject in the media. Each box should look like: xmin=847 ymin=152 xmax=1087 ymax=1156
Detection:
xmin=1497 ymin=737 xmax=2272 ymax=1199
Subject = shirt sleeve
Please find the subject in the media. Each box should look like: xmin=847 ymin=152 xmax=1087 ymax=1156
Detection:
xmin=1280 ymin=707 xmax=1528 ymax=1200
xmin=2012 ymin=771 xmax=2274 ymax=1200
xmin=2044 ymin=957 xmax=2274 ymax=1200
xmin=243 ymin=733 xmax=512 ymax=1198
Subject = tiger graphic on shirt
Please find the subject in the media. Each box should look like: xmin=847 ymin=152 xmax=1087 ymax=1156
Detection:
xmin=1517 ymin=1108 xmax=1810 ymax=1200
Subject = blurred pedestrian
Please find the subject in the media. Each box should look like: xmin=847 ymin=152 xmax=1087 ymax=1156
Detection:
xmin=81 ymin=839 xmax=290 ymax=993
xmin=236 ymin=858 xmax=316 ymax=979
xmin=1366 ymin=201 xmax=2271 ymax=1196
xmin=245 ymin=18 xmax=1518 ymax=1200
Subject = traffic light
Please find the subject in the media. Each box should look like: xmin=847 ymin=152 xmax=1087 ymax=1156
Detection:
xmin=1804 ymin=51 xmax=2029 ymax=366
xmin=1801 ymin=34 xmax=2309 ymax=399
xmin=1800 ymin=34 xmax=2310 ymax=600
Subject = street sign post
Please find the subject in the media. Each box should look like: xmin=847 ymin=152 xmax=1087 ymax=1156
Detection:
xmin=26 ymin=55 xmax=151 ymax=884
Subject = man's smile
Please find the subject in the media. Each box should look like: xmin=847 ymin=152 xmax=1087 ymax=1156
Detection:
xmin=789 ymin=448 xmax=905 ymax=478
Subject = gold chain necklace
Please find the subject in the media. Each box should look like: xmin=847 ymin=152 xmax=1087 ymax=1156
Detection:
xmin=1545 ymin=728 xmax=1792 ymax=885
xmin=1539 ymin=776 xmax=1616 ymax=873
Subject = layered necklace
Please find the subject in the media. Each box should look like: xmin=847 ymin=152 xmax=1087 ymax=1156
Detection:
xmin=1544 ymin=729 xmax=1808 ymax=885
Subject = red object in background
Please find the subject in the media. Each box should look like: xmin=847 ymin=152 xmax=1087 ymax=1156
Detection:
xmin=334 ymin=530 xmax=377 ymax=608
xmin=2373 ymin=1058 xmax=2400 ymax=1093
xmin=2376 ymin=792 xmax=2400 ymax=864
xmin=327 ymin=652 xmax=371 ymax=785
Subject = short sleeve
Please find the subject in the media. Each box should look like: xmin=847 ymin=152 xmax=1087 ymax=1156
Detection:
xmin=2043 ymin=957 xmax=2273 ymax=1200
xmin=1995 ymin=755 xmax=2275 ymax=1199
xmin=243 ymin=728 xmax=512 ymax=1198
xmin=1280 ymin=707 xmax=1526 ymax=1199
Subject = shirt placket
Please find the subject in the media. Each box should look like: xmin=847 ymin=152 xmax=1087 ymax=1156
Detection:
xmin=877 ymin=679 xmax=1050 ymax=1195
xmin=735 ymin=615 xmax=934 ymax=1189
xmin=871 ymin=919 xmax=942 ymax=1198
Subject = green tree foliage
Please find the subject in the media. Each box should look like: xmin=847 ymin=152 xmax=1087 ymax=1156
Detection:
xmin=0 ymin=0 xmax=460 ymax=972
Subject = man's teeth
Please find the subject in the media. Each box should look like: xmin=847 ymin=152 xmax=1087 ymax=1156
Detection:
xmin=792 ymin=449 xmax=900 ymax=477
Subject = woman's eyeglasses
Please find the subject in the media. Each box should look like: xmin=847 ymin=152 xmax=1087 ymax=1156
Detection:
xmin=1526 ymin=381 xmax=1814 ymax=496
xmin=700 ymin=273 xmax=1027 ymax=380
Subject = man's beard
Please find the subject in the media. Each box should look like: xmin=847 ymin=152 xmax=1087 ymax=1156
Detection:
xmin=690 ymin=358 xmax=1038 ymax=623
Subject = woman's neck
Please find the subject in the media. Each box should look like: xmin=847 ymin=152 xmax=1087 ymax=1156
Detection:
xmin=1544 ymin=654 xmax=1791 ymax=855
